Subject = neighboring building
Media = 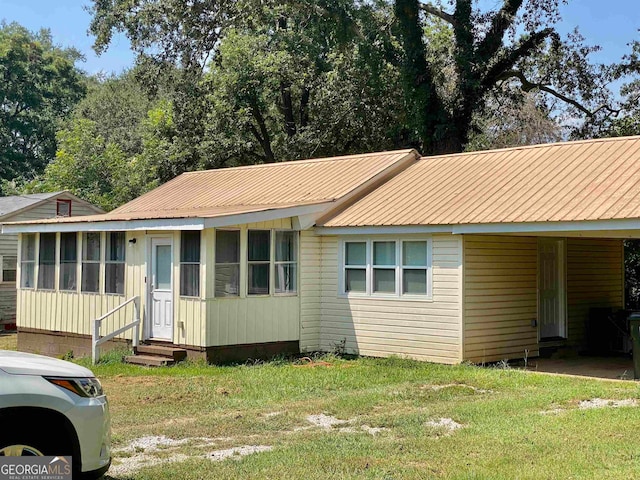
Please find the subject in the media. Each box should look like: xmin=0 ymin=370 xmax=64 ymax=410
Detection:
xmin=0 ymin=192 xmax=103 ymax=330
xmin=2 ymin=137 xmax=638 ymax=364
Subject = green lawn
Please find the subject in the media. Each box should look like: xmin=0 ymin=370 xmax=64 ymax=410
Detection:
xmin=0 ymin=333 xmax=16 ymax=351
xmin=71 ymin=352 xmax=640 ymax=480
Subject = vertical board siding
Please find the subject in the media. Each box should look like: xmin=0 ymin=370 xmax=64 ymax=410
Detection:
xmin=204 ymin=219 xmax=299 ymax=347
xmin=566 ymin=238 xmax=624 ymax=348
xmin=319 ymin=234 xmax=462 ymax=364
xmin=299 ymin=230 xmax=321 ymax=351
xmin=463 ymin=235 xmax=538 ymax=363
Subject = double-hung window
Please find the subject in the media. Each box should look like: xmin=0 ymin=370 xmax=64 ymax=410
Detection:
xmin=82 ymin=232 xmax=101 ymax=293
xmin=215 ymin=230 xmax=240 ymax=297
xmin=248 ymin=230 xmax=270 ymax=295
xmin=105 ymin=232 xmax=125 ymax=294
xmin=180 ymin=231 xmax=201 ymax=297
xmin=38 ymin=233 xmax=56 ymax=290
xmin=59 ymin=232 xmax=78 ymax=291
xmin=342 ymin=238 xmax=431 ymax=298
xmin=275 ymin=231 xmax=297 ymax=294
xmin=1 ymin=255 xmax=16 ymax=283
xmin=20 ymin=234 xmax=36 ymax=289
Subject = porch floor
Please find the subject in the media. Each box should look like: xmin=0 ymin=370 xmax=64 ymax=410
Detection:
xmin=524 ymin=355 xmax=635 ymax=381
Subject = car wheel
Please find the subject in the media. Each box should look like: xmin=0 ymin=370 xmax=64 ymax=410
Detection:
xmin=0 ymin=444 xmax=45 ymax=456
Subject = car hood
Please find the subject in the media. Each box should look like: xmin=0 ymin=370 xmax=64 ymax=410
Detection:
xmin=0 ymin=350 xmax=95 ymax=377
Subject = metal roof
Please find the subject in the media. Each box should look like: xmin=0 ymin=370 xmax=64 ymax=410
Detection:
xmin=6 ymin=150 xmax=416 ymax=226
xmin=322 ymin=136 xmax=640 ymax=227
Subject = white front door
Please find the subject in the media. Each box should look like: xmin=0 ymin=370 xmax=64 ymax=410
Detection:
xmin=149 ymin=237 xmax=173 ymax=340
xmin=538 ymin=238 xmax=566 ymax=340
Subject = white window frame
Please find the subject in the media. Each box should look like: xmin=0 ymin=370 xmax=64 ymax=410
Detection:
xmin=0 ymin=254 xmax=17 ymax=284
xmin=339 ymin=237 xmax=432 ymax=300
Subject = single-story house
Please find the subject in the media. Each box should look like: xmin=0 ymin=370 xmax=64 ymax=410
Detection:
xmin=0 ymin=192 xmax=103 ymax=330
xmin=3 ymin=136 xmax=639 ymax=364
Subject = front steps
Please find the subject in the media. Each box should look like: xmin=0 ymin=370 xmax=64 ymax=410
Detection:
xmin=125 ymin=342 xmax=187 ymax=366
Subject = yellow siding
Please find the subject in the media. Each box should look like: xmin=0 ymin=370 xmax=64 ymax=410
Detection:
xmin=566 ymin=238 xmax=624 ymax=348
xmin=204 ymin=218 xmax=300 ymax=347
xmin=299 ymin=230 xmax=321 ymax=351
xmin=463 ymin=235 xmax=538 ymax=363
xmin=319 ymin=234 xmax=462 ymax=364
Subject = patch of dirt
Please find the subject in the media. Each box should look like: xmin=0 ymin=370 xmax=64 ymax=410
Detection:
xmin=206 ymin=445 xmax=273 ymax=461
xmin=425 ymin=418 xmax=464 ymax=433
xmin=294 ymin=357 xmax=334 ymax=368
xmin=424 ymin=383 xmax=493 ymax=394
xmin=359 ymin=425 xmax=388 ymax=435
xmin=263 ymin=411 xmax=283 ymax=418
xmin=578 ymin=398 xmax=638 ymax=409
xmin=306 ymin=414 xmax=350 ymax=429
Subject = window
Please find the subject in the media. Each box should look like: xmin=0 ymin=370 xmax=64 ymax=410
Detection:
xmin=215 ymin=230 xmax=240 ymax=297
xmin=248 ymin=230 xmax=270 ymax=295
xmin=180 ymin=231 xmax=200 ymax=297
xmin=105 ymin=232 xmax=125 ymax=294
xmin=82 ymin=232 xmax=101 ymax=293
xmin=344 ymin=242 xmax=366 ymax=293
xmin=56 ymin=199 xmax=72 ymax=217
xmin=342 ymin=238 xmax=431 ymax=298
xmin=59 ymin=232 xmax=78 ymax=291
xmin=1 ymin=255 xmax=16 ymax=283
xmin=20 ymin=234 xmax=36 ymax=288
xmin=402 ymin=241 xmax=429 ymax=295
xmin=275 ymin=231 xmax=297 ymax=294
xmin=38 ymin=233 xmax=56 ymax=290
xmin=373 ymin=241 xmax=396 ymax=294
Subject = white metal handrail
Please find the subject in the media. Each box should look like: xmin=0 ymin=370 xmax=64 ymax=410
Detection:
xmin=92 ymin=296 xmax=140 ymax=364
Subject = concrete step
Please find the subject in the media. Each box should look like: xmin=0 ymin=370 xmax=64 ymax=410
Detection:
xmin=124 ymin=354 xmax=175 ymax=367
xmin=136 ymin=344 xmax=187 ymax=362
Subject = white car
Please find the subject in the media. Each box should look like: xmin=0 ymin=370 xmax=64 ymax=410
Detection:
xmin=0 ymin=350 xmax=111 ymax=479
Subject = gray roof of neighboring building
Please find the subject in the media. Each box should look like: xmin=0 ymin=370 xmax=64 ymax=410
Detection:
xmin=0 ymin=192 xmax=66 ymax=218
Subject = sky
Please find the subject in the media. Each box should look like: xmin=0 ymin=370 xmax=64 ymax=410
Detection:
xmin=0 ymin=0 xmax=638 ymax=76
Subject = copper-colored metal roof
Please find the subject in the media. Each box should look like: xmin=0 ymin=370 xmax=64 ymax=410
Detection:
xmin=11 ymin=150 xmax=415 ymax=225
xmin=322 ymin=136 xmax=640 ymax=227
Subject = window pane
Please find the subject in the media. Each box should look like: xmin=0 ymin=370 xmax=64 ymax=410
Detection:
xmin=60 ymin=233 xmax=77 ymax=262
xmin=82 ymin=263 xmax=100 ymax=293
xmin=403 ymin=241 xmax=427 ymax=266
xmin=215 ymin=264 xmax=239 ymax=297
xmin=374 ymin=241 xmax=395 ymax=266
xmin=60 ymin=264 xmax=77 ymax=291
xmin=345 ymin=268 xmax=366 ymax=292
xmin=180 ymin=264 xmax=200 ymax=297
xmin=83 ymin=233 xmax=101 ymax=261
xmin=3 ymin=256 xmax=16 ymax=283
xmin=105 ymin=263 xmax=124 ymax=294
xmin=215 ymin=230 xmax=239 ymax=263
xmin=21 ymin=264 xmax=34 ymax=288
xmin=275 ymin=231 xmax=297 ymax=262
xmin=248 ymin=230 xmax=270 ymax=261
xmin=373 ymin=268 xmax=396 ymax=293
xmin=181 ymin=231 xmax=201 ymax=263
xmin=22 ymin=234 xmax=36 ymax=261
xmin=248 ymin=263 xmax=269 ymax=295
xmin=38 ymin=233 xmax=56 ymax=290
xmin=345 ymin=242 xmax=366 ymax=266
xmin=403 ymin=269 xmax=427 ymax=295
xmin=155 ymin=245 xmax=172 ymax=290
xmin=107 ymin=232 xmax=125 ymax=262
xmin=275 ymin=264 xmax=297 ymax=293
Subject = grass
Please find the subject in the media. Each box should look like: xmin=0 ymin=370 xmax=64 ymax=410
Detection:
xmin=66 ymin=354 xmax=640 ymax=480
xmin=0 ymin=333 xmax=17 ymax=350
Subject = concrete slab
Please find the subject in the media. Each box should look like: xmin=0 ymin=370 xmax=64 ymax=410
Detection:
xmin=523 ymin=356 xmax=635 ymax=381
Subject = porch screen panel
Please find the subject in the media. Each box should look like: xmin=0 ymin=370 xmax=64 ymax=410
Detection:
xmin=20 ymin=234 xmax=36 ymax=288
xmin=105 ymin=232 xmax=125 ymax=294
xmin=180 ymin=231 xmax=200 ymax=297
xmin=248 ymin=230 xmax=270 ymax=295
xmin=215 ymin=230 xmax=240 ymax=297
xmin=37 ymin=233 xmax=56 ymax=290
xmin=59 ymin=232 xmax=78 ymax=291
xmin=82 ymin=232 xmax=101 ymax=293
xmin=275 ymin=231 xmax=297 ymax=294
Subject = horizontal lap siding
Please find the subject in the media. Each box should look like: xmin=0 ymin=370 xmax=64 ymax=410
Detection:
xmin=319 ymin=234 xmax=462 ymax=364
xmin=204 ymin=219 xmax=299 ymax=347
xmin=463 ymin=236 xmax=538 ymax=363
xmin=566 ymin=238 xmax=623 ymax=348
xmin=300 ymin=230 xmax=321 ymax=351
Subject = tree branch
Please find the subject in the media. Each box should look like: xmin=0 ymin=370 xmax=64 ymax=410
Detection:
xmin=481 ymin=28 xmax=554 ymax=91
xmin=419 ymin=3 xmax=457 ymax=27
xmin=475 ymin=0 xmax=524 ymax=66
